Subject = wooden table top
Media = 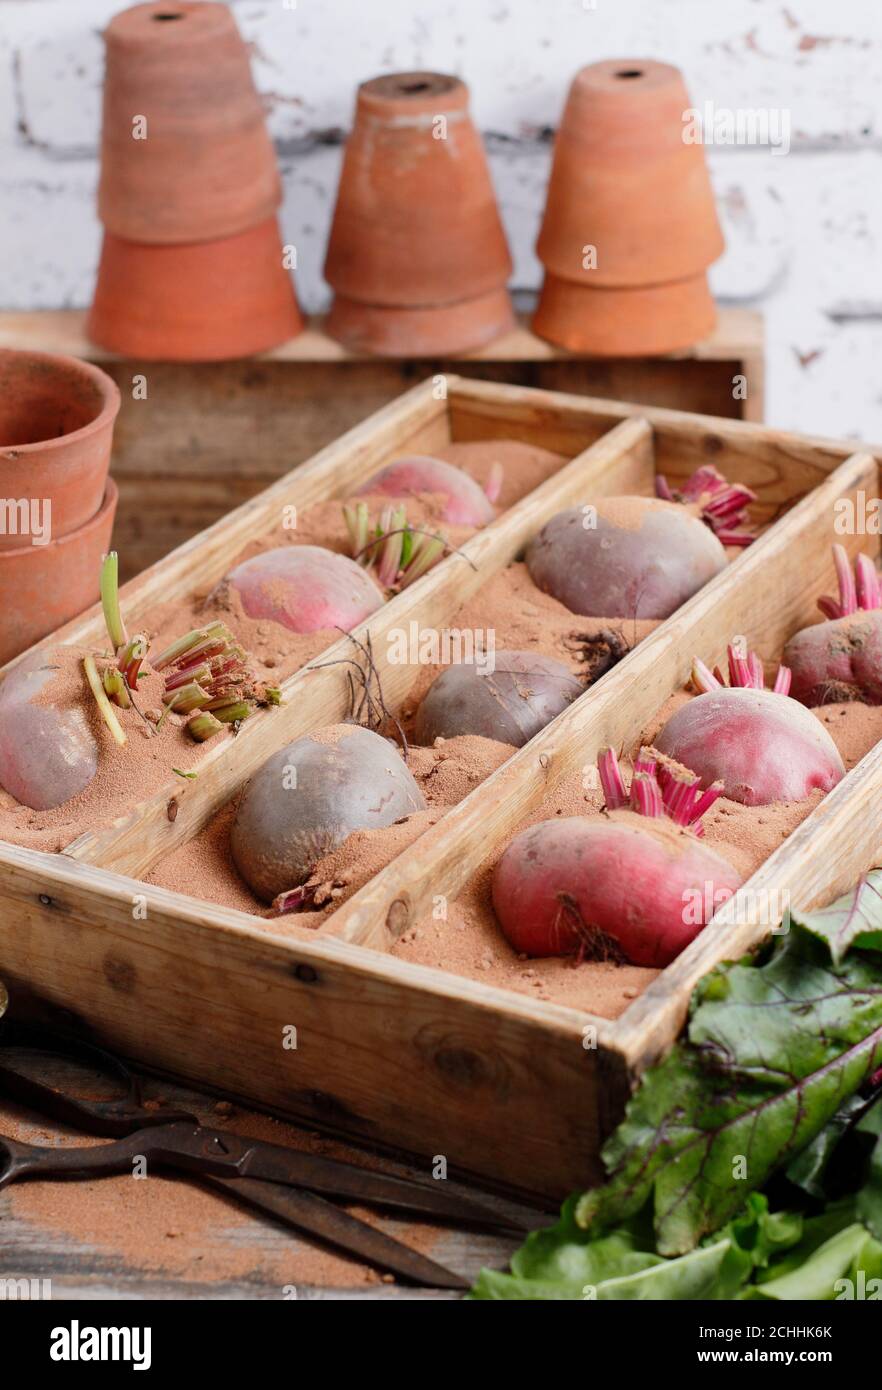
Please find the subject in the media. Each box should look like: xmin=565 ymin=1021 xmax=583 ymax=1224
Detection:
xmin=0 ymin=1054 xmax=530 ymax=1300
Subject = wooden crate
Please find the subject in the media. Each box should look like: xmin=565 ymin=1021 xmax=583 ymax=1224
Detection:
xmin=0 ymin=376 xmax=876 ymax=1204
xmin=0 ymin=307 xmax=765 ymax=580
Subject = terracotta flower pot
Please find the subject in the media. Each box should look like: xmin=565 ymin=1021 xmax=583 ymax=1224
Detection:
xmin=0 ymin=349 xmax=120 ymax=550
xmin=324 ymin=72 xmax=514 ymax=355
xmin=533 ymin=59 xmax=724 ymax=356
xmin=325 ymin=287 xmax=514 ymax=358
xmin=533 ymin=272 xmax=717 ymax=357
xmin=0 ymin=481 xmax=118 ymax=667
xmin=98 ymin=1 xmax=281 ymax=245
xmin=87 ymin=218 xmax=303 ymax=361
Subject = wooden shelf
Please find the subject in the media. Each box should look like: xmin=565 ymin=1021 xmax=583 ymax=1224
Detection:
xmin=0 ymin=304 xmax=762 ymax=371
xmin=0 ymin=306 xmax=764 ymax=579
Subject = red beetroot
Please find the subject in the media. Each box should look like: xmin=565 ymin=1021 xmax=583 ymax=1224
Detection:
xmin=783 ymin=546 xmax=882 ymax=706
xmin=222 ymin=545 xmax=383 ymax=635
xmin=492 ymin=744 xmax=740 ymax=967
xmin=655 ymin=653 xmax=846 ymax=806
xmin=0 ymin=649 xmax=98 ymax=810
xmin=355 ymin=456 xmax=496 ymax=526
xmin=414 ymin=651 xmax=583 ymax=747
xmin=526 ymin=496 xmax=727 ymax=620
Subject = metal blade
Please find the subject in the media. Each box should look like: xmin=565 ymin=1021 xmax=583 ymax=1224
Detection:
xmin=193 ymin=1126 xmax=527 ymax=1230
xmin=205 ymin=1175 xmax=470 ymax=1291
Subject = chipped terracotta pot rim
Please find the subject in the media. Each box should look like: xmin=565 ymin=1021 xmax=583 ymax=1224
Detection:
xmin=0 ymin=349 xmax=121 ymax=457
xmin=0 ymin=479 xmax=118 ymax=561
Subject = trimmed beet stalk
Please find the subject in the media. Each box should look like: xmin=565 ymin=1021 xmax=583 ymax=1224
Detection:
xmin=344 ymin=501 xmax=450 ymax=592
xmin=656 ymin=464 xmax=757 ymax=547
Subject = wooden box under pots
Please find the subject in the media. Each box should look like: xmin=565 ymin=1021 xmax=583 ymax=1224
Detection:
xmin=0 ymin=377 xmax=879 ymax=1203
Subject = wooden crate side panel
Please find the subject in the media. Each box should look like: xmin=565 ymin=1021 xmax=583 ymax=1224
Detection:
xmin=63 ymin=419 xmax=654 ymax=877
xmin=326 ymin=451 xmax=879 ymax=951
xmin=0 ymin=846 xmax=603 ymax=1199
xmin=448 ymin=378 xmax=869 ymax=526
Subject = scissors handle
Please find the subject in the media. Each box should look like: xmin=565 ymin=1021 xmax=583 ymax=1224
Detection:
xmin=0 ymin=1122 xmax=245 ymax=1190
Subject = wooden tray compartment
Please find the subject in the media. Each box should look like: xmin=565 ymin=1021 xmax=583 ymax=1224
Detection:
xmin=54 ymin=376 xmax=845 ymax=882
xmin=0 ymin=380 xmax=877 ymax=1202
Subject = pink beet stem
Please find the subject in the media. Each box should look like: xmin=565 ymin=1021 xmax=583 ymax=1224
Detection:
xmin=817 ymin=595 xmax=842 ymax=620
xmin=598 ymin=746 xmax=628 ymax=810
xmin=681 ymin=465 xmax=724 ymax=500
xmin=692 ymin=657 xmax=721 ymax=694
xmin=692 ymin=781 xmax=724 ymax=821
xmin=773 ymin=664 xmax=792 ymax=696
xmin=715 ymin=529 xmax=755 ymax=547
xmin=855 ymin=552 xmax=881 ymax=611
xmin=727 ymin=645 xmax=752 ymax=688
xmin=833 ymin=543 xmax=858 ymax=616
xmin=634 ymin=746 xmax=656 ymax=777
xmin=749 ymin=652 xmax=765 ymax=688
xmin=655 ymin=474 xmax=675 ymax=501
xmin=630 ymin=772 xmax=663 ymax=818
xmin=484 ymin=461 xmax=504 ymax=505
xmin=662 ymin=773 xmax=700 ymax=826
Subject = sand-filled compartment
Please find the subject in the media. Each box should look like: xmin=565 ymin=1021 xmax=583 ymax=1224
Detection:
xmin=385 ymin=681 xmax=882 ymax=1019
xmin=0 ymin=438 xmax=568 ymax=855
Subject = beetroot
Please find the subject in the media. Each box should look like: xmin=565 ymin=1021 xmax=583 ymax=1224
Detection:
xmin=0 ymin=650 xmax=98 ymax=811
xmin=783 ymin=546 xmax=882 ymax=706
xmin=231 ymin=724 xmax=426 ymax=902
xmin=222 ymin=545 xmax=383 ymax=635
xmin=355 ymin=456 xmax=496 ymax=526
xmin=656 ymin=650 xmax=846 ymax=806
xmin=414 ymin=651 xmax=583 ymax=747
xmin=491 ymin=748 xmax=741 ymax=967
xmin=526 ymin=496 xmax=727 ymax=620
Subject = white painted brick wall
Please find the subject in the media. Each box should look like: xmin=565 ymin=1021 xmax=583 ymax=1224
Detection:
xmin=2 ymin=0 xmax=882 ymax=437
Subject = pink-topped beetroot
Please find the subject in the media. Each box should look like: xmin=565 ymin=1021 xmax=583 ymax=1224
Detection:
xmin=526 ymin=496 xmax=727 ymax=620
xmin=222 ymin=545 xmax=383 ymax=635
xmin=655 ymin=644 xmax=845 ymax=806
xmin=783 ymin=546 xmax=882 ymax=706
xmin=491 ymin=747 xmax=741 ymax=967
xmin=0 ymin=649 xmax=98 ymax=810
xmin=354 ymin=456 xmax=496 ymax=527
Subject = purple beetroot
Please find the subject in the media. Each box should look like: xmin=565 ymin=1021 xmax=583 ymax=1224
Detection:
xmin=414 ymin=651 xmax=583 ymax=747
xmin=526 ymin=496 xmax=727 ymax=620
xmin=0 ymin=650 xmax=98 ymax=810
xmin=231 ymin=724 xmax=426 ymax=902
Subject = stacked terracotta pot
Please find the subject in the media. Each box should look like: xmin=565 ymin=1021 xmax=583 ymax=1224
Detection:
xmin=0 ymin=349 xmax=120 ymax=665
xmin=88 ymin=1 xmax=302 ymax=359
xmin=324 ymin=72 xmax=514 ymax=356
xmin=533 ymin=60 xmax=724 ymax=356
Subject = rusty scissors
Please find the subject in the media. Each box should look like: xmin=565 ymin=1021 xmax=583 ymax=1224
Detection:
xmin=0 ymin=1007 xmax=533 ymax=1291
